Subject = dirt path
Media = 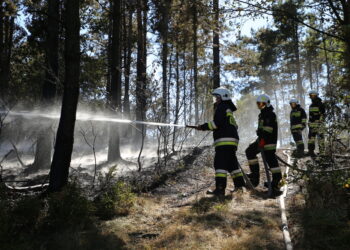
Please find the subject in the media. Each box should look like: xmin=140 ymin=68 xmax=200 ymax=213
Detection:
xmin=103 ymin=147 xmax=287 ymax=249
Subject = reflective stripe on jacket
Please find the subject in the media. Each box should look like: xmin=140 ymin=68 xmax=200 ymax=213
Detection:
xmin=257 ymin=105 xmax=278 ymax=147
xmin=309 ymin=97 xmax=325 ymax=127
xmin=200 ymin=100 xmax=239 ymax=148
xmin=290 ymin=105 xmax=307 ymax=131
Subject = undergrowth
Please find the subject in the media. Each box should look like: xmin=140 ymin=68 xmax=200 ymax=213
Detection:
xmin=293 ymin=155 xmax=350 ymax=250
xmin=0 ymin=178 xmax=134 ymax=250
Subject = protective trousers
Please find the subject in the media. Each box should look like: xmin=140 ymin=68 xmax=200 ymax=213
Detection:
xmin=308 ymin=127 xmax=324 ymax=153
xmin=245 ymin=139 xmax=282 ymax=188
xmin=292 ymin=130 xmax=304 ymax=153
xmin=214 ymin=146 xmax=245 ymax=192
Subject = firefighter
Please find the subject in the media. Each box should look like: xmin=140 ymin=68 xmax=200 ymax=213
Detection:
xmin=196 ymin=87 xmax=245 ymax=197
xmin=289 ymin=98 xmax=307 ymax=157
xmin=308 ymin=90 xmax=326 ymax=156
xmin=245 ymin=94 xmax=282 ymax=196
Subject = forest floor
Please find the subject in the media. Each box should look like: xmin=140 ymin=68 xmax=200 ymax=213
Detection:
xmin=101 ymin=147 xmax=292 ymax=249
xmin=2 ymin=144 xmax=348 ymax=249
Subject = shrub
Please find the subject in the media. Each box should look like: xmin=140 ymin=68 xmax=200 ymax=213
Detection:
xmin=95 ymin=181 xmax=135 ymax=220
xmin=44 ymin=183 xmax=94 ymax=231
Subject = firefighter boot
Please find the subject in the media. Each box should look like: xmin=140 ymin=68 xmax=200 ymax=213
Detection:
xmin=248 ymin=165 xmax=260 ymax=187
xmin=271 ymin=172 xmax=283 ymax=197
xmin=207 ymin=177 xmax=226 ymax=197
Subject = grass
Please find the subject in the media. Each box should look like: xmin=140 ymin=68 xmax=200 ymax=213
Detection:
xmin=109 ymin=191 xmax=285 ymax=250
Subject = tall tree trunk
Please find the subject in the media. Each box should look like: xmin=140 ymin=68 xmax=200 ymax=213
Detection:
xmin=322 ymin=36 xmax=331 ymax=91
xmin=135 ymin=0 xmax=147 ymax=145
xmin=160 ymin=0 xmax=171 ymax=121
xmin=307 ymin=55 xmax=313 ymax=90
xmin=273 ymin=88 xmax=283 ymax=146
xmin=49 ymin=0 xmax=81 ymax=192
xmin=123 ymin=7 xmax=133 ymax=118
xmin=108 ymin=0 xmax=122 ymax=162
xmin=32 ymin=0 xmax=60 ymax=170
xmin=167 ymin=49 xmax=173 ymax=115
xmin=182 ymin=49 xmax=187 ymax=125
xmin=342 ymin=2 xmax=350 ymax=90
xmin=212 ymin=0 xmax=220 ymax=89
xmin=123 ymin=6 xmax=133 ymax=138
xmin=293 ymin=22 xmax=304 ymax=107
xmin=192 ymin=1 xmax=199 ymax=124
xmin=0 ymin=4 xmax=14 ymax=96
xmin=172 ymin=48 xmax=180 ymax=152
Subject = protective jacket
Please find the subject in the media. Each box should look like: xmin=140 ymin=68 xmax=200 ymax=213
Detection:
xmin=309 ymin=97 xmax=325 ymax=128
xmin=200 ymin=100 xmax=239 ymax=148
xmin=290 ymin=105 xmax=307 ymax=131
xmin=257 ymin=105 xmax=278 ymax=150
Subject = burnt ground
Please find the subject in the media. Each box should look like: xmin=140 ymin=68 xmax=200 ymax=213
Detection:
xmin=101 ymin=147 xmax=292 ymax=249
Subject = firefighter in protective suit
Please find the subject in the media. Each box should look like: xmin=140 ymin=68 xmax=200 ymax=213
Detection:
xmin=289 ymin=98 xmax=307 ymax=157
xmin=245 ymin=94 xmax=282 ymax=196
xmin=196 ymin=87 xmax=245 ymax=197
xmin=308 ymin=90 xmax=326 ymax=156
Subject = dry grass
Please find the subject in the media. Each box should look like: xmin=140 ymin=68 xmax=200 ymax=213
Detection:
xmin=101 ymin=191 xmax=284 ymax=250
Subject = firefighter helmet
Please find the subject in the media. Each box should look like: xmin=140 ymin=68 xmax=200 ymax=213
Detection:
xmin=308 ymin=90 xmax=318 ymax=95
xmin=256 ymin=94 xmax=271 ymax=107
xmin=289 ymin=98 xmax=299 ymax=104
xmin=212 ymin=87 xmax=231 ymax=101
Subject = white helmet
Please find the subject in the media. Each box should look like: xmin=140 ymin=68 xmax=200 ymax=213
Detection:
xmin=212 ymin=87 xmax=231 ymax=101
xmin=256 ymin=94 xmax=271 ymax=107
xmin=308 ymin=90 xmax=318 ymax=95
xmin=289 ymin=98 xmax=299 ymax=104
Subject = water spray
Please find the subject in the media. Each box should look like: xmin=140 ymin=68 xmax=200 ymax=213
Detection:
xmin=1 ymin=111 xmax=196 ymax=128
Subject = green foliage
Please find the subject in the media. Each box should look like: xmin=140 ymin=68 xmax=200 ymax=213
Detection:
xmin=95 ymin=181 xmax=135 ymax=219
xmin=295 ymin=158 xmax=350 ymax=249
xmin=0 ymin=190 xmax=43 ymax=249
xmin=0 ymin=180 xmax=131 ymax=249
xmin=44 ymin=183 xmax=94 ymax=231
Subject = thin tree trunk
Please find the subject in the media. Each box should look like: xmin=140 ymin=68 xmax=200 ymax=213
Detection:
xmin=189 ymin=68 xmax=193 ymax=125
xmin=192 ymin=1 xmax=199 ymax=124
xmin=49 ymin=0 xmax=81 ymax=192
xmin=123 ymin=8 xmax=133 ymax=118
xmin=160 ymin=0 xmax=171 ymax=121
xmin=212 ymin=0 xmax=220 ymax=89
xmin=0 ymin=7 xmax=14 ymax=95
xmin=172 ymin=48 xmax=180 ymax=152
xmin=342 ymin=2 xmax=350 ymax=90
xmin=33 ymin=0 xmax=60 ymax=170
xmin=307 ymin=55 xmax=313 ymax=90
xmin=274 ymin=88 xmax=283 ymax=146
xmin=182 ymin=49 xmax=187 ymax=125
xmin=108 ymin=0 xmax=122 ymax=162
xmin=293 ymin=22 xmax=304 ymax=107
xmin=322 ymin=36 xmax=332 ymax=97
xmin=167 ymin=48 xmax=173 ymax=115
xmin=135 ymin=0 xmax=147 ymax=145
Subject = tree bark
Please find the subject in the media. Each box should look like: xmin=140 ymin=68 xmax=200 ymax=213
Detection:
xmin=108 ymin=0 xmax=122 ymax=162
xmin=123 ymin=7 xmax=133 ymax=118
xmin=32 ymin=0 xmax=60 ymax=171
xmin=293 ymin=21 xmax=304 ymax=107
xmin=212 ymin=0 xmax=220 ymax=89
xmin=172 ymin=48 xmax=180 ymax=152
xmin=307 ymin=55 xmax=313 ymax=90
xmin=192 ymin=1 xmax=199 ymax=124
xmin=49 ymin=0 xmax=81 ymax=192
xmin=342 ymin=2 xmax=350 ymax=89
xmin=135 ymin=0 xmax=147 ymax=145
xmin=160 ymin=0 xmax=171 ymax=121
xmin=0 ymin=4 xmax=14 ymax=96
